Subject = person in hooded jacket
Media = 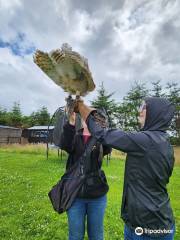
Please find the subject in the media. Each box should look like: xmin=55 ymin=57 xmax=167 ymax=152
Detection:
xmin=74 ymin=97 xmax=176 ymax=240
xmin=61 ymin=112 xmax=111 ymax=240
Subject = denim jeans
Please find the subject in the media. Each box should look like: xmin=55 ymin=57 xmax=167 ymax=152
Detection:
xmin=124 ymin=224 xmax=175 ymax=240
xmin=67 ymin=195 xmax=107 ymax=240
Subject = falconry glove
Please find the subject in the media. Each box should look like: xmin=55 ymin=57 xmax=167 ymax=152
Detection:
xmin=75 ymin=100 xmax=108 ymax=128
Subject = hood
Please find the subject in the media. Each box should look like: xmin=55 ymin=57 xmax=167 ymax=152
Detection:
xmin=141 ymin=97 xmax=175 ymax=131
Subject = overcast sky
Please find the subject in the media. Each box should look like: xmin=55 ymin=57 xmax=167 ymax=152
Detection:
xmin=0 ymin=0 xmax=180 ymax=115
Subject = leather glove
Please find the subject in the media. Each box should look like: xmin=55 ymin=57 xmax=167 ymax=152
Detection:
xmin=73 ymin=97 xmax=84 ymax=113
xmin=74 ymin=98 xmax=96 ymax=121
xmin=74 ymin=98 xmax=107 ymax=128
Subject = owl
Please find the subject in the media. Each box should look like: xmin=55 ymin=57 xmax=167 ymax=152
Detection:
xmin=33 ymin=43 xmax=95 ymax=96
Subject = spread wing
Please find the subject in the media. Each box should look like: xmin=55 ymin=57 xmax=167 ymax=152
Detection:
xmin=33 ymin=48 xmax=95 ymax=96
xmin=33 ymin=50 xmax=60 ymax=85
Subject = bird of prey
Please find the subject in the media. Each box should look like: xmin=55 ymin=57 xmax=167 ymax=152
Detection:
xmin=33 ymin=43 xmax=95 ymax=97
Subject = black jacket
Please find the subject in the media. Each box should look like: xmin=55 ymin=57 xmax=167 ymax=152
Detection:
xmin=86 ymin=97 xmax=175 ymax=236
xmin=61 ymin=122 xmax=111 ymax=198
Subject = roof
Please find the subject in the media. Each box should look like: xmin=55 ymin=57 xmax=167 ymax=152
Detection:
xmin=0 ymin=125 xmax=21 ymax=130
xmin=27 ymin=126 xmax=54 ymax=130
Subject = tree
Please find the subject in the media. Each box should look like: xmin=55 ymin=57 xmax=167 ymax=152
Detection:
xmin=91 ymin=82 xmax=117 ymax=127
xmin=21 ymin=115 xmax=32 ymax=128
xmin=9 ymin=102 xmax=22 ymax=127
xmin=166 ymin=82 xmax=180 ymax=144
xmin=0 ymin=103 xmax=51 ymax=128
xmin=151 ymin=80 xmax=164 ymax=97
xmin=29 ymin=107 xmax=50 ymax=126
xmin=38 ymin=106 xmax=51 ymax=125
xmin=114 ymin=102 xmax=130 ymax=131
xmin=116 ymin=81 xmax=148 ymax=131
xmin=0 ymin=107 xmax=9 ymax=125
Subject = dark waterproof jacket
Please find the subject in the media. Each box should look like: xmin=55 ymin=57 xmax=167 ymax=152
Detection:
xmin=86 ymin=97 xmax=175 ymax=236
xmin=61 ymin=122 xmax=111 ymax=198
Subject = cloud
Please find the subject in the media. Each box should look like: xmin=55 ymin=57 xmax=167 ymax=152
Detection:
xmin=0 ymin=33 xmax=35 ymax=56
xmin=0 ymin=0 xmax=179 ymax=114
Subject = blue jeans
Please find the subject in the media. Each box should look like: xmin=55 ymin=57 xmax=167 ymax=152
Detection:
xmin=67 ymin=195 xmax=107 ymax=240
xmin=124 ymin=224 xmax=175 ymax=240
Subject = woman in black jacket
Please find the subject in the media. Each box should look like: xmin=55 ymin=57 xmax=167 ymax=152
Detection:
xmin=75 ymin=97 xmax=176 ymax=239
xmin=61 ymin=112 xmax=111 ymax=240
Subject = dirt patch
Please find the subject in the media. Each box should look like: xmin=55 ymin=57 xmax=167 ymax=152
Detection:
xmin=174 ymin=146 xmax=180 ymax=165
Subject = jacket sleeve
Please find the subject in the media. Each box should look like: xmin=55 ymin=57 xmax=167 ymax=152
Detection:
xmin=61 ymin=122 xmax=76 ymax=153
xmin=86 ymin=114 xmax=149 ymax=153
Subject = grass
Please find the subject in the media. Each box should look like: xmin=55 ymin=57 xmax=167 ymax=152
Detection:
xmin=0 ymin=144 xmax=179 ymax=240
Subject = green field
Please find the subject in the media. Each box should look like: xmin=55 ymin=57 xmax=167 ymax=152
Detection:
xmin=0 ymin=145 xmax=179 ymax=240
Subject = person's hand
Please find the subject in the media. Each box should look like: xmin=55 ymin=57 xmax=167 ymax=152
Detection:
xmin=74 ymin=98 xmax=97 ymax=122
xmin=74 ymin=97 xmax=84 ymax=113
xmin=65 ymin=104 xmax=76 ymax=126
xmin=69 ymin=112 xmax=76 ymax=126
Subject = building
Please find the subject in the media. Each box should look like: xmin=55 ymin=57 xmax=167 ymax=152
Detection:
xmin=0 ymin=125 xmax=22 ymax=144
xmin=22 ymin=126 xmax=54 ymax=143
